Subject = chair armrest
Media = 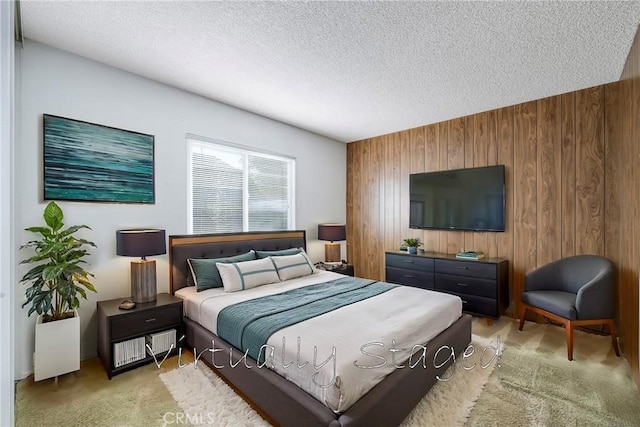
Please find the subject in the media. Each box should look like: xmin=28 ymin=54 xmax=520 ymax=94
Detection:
xmin=524 ymin=262 xmax=558 ymax=292
xmin=575 ymin=269 xmax=614 ymax=319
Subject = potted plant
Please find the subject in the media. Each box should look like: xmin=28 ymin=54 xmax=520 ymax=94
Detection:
xmin=20 ymin=201 xmax=97 ymax=381
xmin=403 ymin=237 xmax=422 ymax=255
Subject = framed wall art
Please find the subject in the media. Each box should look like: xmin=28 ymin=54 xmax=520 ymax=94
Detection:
xmin=43 ymin=114 xmax=155 ymax=204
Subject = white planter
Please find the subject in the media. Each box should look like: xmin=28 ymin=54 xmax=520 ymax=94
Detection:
xmin=34 ymin=310 xmax=80 ymax=381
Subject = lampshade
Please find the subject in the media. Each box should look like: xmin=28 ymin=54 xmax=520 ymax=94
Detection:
xmin=116 ymin=229 xmax=165 ymax=304
xmin=116 ymin=229 xmax=166 ymax=258
xmin=318 ymin=224 xmax=346 ymax=242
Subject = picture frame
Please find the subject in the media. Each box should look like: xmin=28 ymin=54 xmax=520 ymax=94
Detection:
xmin=43 ymin=114 xmax=155 ymax=204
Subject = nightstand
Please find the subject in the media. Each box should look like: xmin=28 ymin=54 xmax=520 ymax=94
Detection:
xmin=316 ymin=262 xmax=355 ymax=277
xmin=97 ymin=293 xmax=183 ymax=379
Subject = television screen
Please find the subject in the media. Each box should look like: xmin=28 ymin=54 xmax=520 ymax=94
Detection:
xmin=409 ymin=165 xmax=505 ymax=232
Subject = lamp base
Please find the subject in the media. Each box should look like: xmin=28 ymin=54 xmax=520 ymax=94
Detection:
xmin=324 ymin=242 xmax=341 ymax=263
xmin=131 ymin=260 xmax=157 ymax=303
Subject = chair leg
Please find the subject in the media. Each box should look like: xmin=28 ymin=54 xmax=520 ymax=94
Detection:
xmin=566 ymin=321 xmax=574 ymax=361
xmin=606 ymin=320 xmax=621 ymax=357
xmin=518 ymin=305 xmax=528 ymax=331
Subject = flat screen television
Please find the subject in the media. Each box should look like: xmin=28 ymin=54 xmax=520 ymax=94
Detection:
xmin=409 ymin=165 xmax=505 ymax=232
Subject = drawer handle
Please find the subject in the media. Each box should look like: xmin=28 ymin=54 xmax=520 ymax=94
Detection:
xmin=461 ymin=300 xmax=468 ymax=304
xmin=457 ymin=266 xmax=469 ymax=270
xmin=403 ymin=260 xmax=414 ymax=264
xmin=403 ymin=274 xmax=415 ymax=278
xmin=456 ymin=283 xmax=468 ymax=287
xmin=145 ymin=318 xmax=156 ymax=323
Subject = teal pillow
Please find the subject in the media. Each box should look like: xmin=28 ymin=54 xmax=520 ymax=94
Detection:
xmin=188 ymin=251 xmax=256 ymax=291
xmin=255 ymin=247 xmax=302 ymax=259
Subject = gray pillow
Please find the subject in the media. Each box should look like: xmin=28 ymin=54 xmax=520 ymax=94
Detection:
xmin=188 ymin=251 xmax=256 ymax=291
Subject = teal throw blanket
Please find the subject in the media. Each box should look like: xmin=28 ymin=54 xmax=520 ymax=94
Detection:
xmin=217 ymin=276 xmax=397 ymax=360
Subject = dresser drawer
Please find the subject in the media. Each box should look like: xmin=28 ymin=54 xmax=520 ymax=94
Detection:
xmin=386 ymin=253 xmax=434 ymax=271
xmin=386 ymin=267 xmax=434 ymax=290
xmin=434 ymin=273 xmax=497 ymax=299
xmin=445 ymin=292 xmax=497 ymax=318
xmin=110 ymin=305 xmax=181 ymax=340
xmin=435 ymin=259 xmax=496 ymax=280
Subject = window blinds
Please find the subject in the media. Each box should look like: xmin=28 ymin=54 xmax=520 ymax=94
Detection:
xmin=188 ymin=139 xmax=294 ymax=234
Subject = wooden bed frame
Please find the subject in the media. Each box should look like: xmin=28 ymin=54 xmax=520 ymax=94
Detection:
xmin=169 ymin=230 xmax=472 ymax=427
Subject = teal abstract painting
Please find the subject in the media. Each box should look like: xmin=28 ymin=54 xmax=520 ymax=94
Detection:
xmin=43 ymin=114 xmax=155 ymax=203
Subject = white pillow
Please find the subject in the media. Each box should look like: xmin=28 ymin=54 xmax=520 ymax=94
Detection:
xmin=217 ymin=258 xmax=280 ymax=292
xmin=271 ymin=252 xmax=315 ymax=281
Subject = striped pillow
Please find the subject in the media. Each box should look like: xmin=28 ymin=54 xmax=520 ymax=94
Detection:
xmin=271 ymin=252 xmax=315 ymax=281
xmin=217 ymin=258 xmax=280 ymax=292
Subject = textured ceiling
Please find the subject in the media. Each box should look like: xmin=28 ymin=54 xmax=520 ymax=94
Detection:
xmin=20 ymin=1 xmax=640 ymax=142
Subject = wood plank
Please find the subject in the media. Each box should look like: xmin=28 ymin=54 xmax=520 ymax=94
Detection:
xmin=352 ymin=140 xmax=363 ymax=278
xmin=617 ymin=75 xmax=636 ymax=383
xmin=513 ymin=101 xmax=538 ymax=319
xmin=560 ymin=92 xmax=576 ymax=258
xmin=424 ymin=124 xmax=439 ymax=252
xmin=410 ymin=126 xmax=427 ymax=251
xmin=473 ymin=112 xmax=489 ymax=254
xmin=536 ymin=95 xmax=562 ymax=267
xmin=575 ymin=86 xmax=605 ymax=256
xmin=361 ymin=139 xmax=371 ymax=278
xmin=447 ymin=118 xmax=465 ymax=254
xmin=346 ymin=143 xmax=355 ymax=264
xmin=496 ymin=106 xmax=515 ymax=314
xmin=369 ymin=137 xmax=382 ymax=280
xmin=400 ymin=130 xmax=411 ymax=247
xmin=487 ymin=110 xmax=499 ymax=258
xmin=384 ymin=134 xmax=396 ymax=279
xmin=376 ymin=137 xmax=386 ymax=280
xmin=604 ymin=82 xmax=622 ymax=321
xmin=392 ymin=132 xmax=402 ymax=253
xmin=438 ymin=122 xmax=449 ymax=253
xmin=626 ymin=63 xmax=640 ymax=386
xmin=463 ymin=115 xmax=475 ymax=251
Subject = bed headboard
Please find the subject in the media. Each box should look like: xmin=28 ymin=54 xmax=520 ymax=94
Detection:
xmin=169 ymin=230 xmax=307 ymax=294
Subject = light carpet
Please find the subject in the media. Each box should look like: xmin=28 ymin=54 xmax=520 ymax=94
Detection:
xmin=160 ymin=335 xmax=500 ymax=427
xmin=466 ymin=318 xmax=640 ymax=426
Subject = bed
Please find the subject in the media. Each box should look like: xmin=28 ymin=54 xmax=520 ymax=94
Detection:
xmin=169 ymin=230 xmax=472 ymax=427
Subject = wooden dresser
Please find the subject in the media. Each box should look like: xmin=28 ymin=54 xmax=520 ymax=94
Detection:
xmin=385 ymin=251 xmax=509 ymax=321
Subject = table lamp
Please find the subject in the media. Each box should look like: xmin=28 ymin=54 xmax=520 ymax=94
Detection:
xmin=318 ymin=223 xmax=346 ymax=263
xmin=116 ymin=229 xmax=166 ymax=303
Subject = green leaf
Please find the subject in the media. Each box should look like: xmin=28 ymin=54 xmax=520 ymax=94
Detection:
xmin=43 ymin=202 xmax=64 ymax=232
xmin=74 ymin=238 xmax=97 ymax=248
xmin=20 ymin=264 xmax=47 ymax=282
xmin=24 ymin=226 xmax=53 ymax=238
xmin=58 ymin=225 xmax=91 ymax=238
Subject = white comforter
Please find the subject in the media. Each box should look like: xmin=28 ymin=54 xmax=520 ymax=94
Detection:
xmin=176 ymin=271 xmax=462 ymax=412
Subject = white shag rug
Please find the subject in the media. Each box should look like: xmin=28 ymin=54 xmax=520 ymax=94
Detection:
xmin=160 ymin=335 xmax=502 ymax=427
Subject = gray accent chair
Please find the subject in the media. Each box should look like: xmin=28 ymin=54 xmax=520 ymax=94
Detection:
xmin=518 ymin=255 xmax=620 ymax=361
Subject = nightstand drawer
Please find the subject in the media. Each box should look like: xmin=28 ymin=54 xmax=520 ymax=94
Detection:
xmin=435 ymin=259 xmax=496 ymax=280
xmin=434 ymin=273 xmax=496 ymax=299
xmin=111 ymin=305 xmax=181 ymax=340
xmin=386 ymin=253 xmax=434 ymax=271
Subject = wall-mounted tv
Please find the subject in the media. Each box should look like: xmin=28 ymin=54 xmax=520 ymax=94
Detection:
xmin=409 ymin=165 xmax=505 ymax=232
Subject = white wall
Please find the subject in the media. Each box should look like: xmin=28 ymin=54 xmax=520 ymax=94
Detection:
xmin=16 ymin=40 xmax=347 ymax=379
xmin=1 ymin=2 xmax=15 ymax=423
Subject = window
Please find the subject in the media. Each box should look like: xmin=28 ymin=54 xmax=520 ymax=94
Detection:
xmin=188 ymin=137 xmax=295 ymax=234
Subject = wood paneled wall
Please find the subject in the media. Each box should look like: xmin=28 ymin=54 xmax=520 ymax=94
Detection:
xmin=614 ymin=25 xmax=640 ymax=387
xmin=347 ymin=82 xmax=639 ymax=387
